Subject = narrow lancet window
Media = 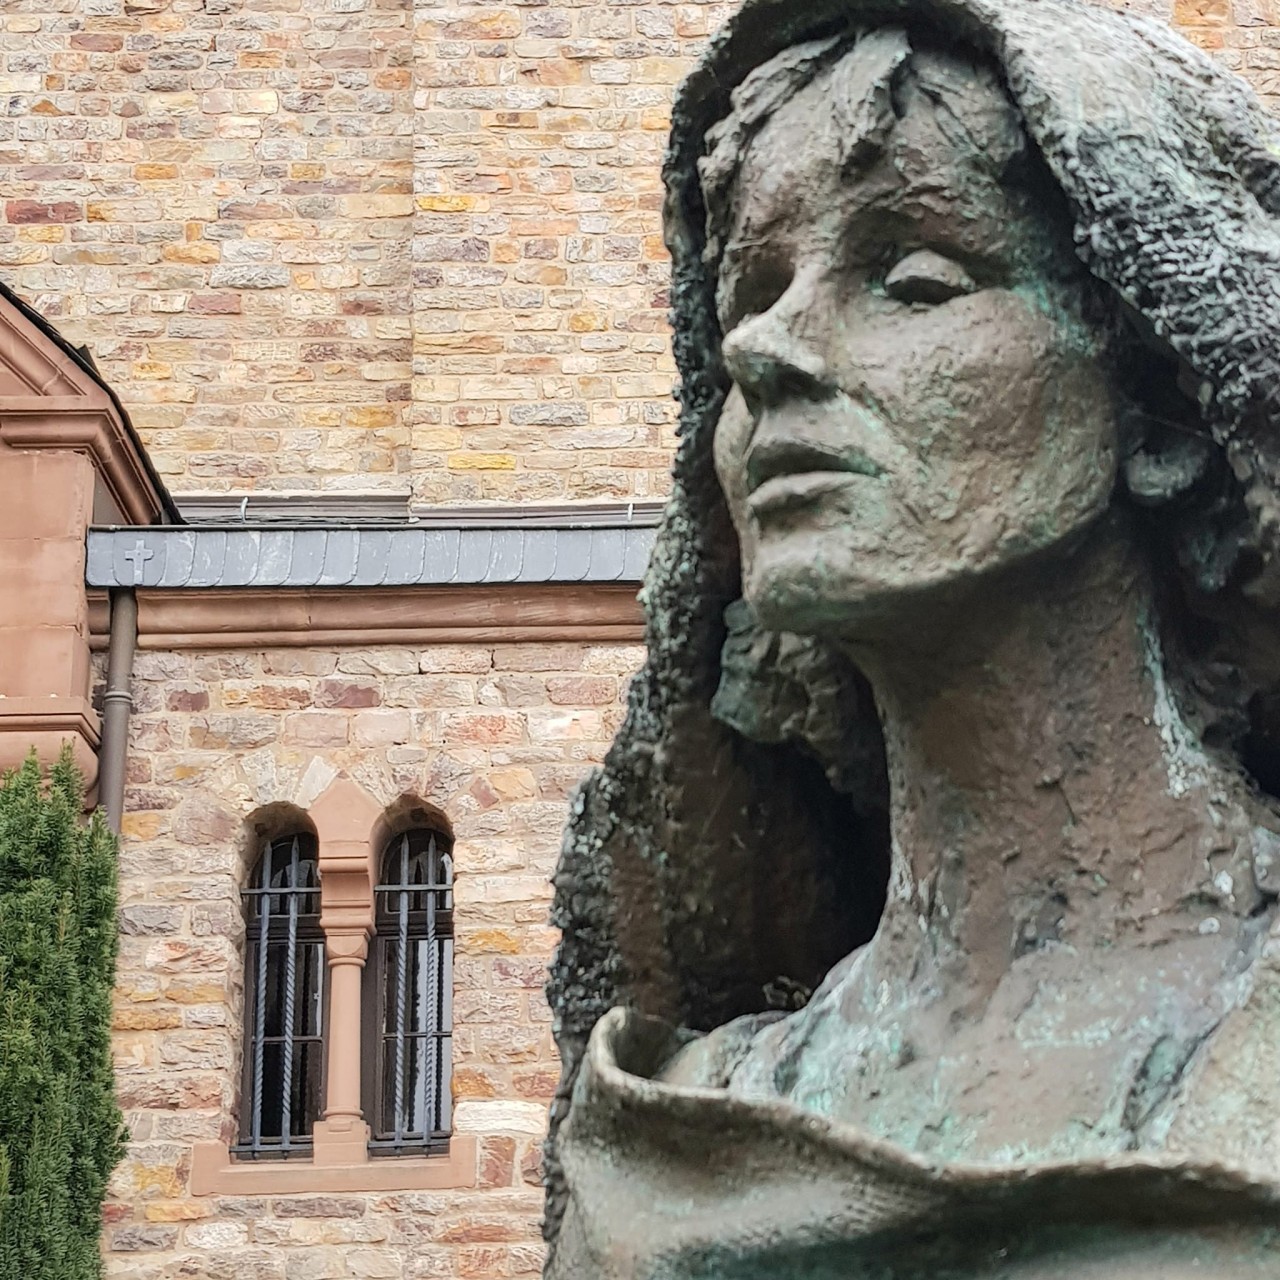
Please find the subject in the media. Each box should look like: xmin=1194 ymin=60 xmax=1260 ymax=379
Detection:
xmin=235 ymin=833 xmax=325 ymax=1158
xmin=368 ymin=828 xmax=454 ymax=1155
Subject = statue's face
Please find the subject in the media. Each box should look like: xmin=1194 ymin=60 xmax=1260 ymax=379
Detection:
xmin=711 ymin=43 xmax=1119 ymax=639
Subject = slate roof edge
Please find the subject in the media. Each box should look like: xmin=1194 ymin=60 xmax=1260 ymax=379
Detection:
xmin=86 ymin=524 xmax=658 ymax=590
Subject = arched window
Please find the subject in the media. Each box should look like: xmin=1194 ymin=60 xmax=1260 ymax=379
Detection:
xmin=235 ymin=833 xmax=326 ymax=1158
xmin=366 ymin=828 xmax=454 ymax=1155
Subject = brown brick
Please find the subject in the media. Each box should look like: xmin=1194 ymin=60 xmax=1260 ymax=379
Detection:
xmin=520 ymin=1144 xmax=545 ymax=1188
xmin=478 ymin=1137 xmax=516 ymax=1189
xmin=71 ymin=33 xmax=125 ymax=51
xmin=166 ymin=688 xmax=209 ymax=712
xmin=6 ymin=200 xmax=81 ymax=224
xmin=315 ymin=678 xmax=380 ymax=709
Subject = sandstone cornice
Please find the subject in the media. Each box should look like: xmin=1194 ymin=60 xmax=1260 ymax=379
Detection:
xmin=0 ymin=284 xmax=174 ymax=525
xmin=1 ymin=404 xmax=165 ymax=527
xmin=87 ymin=583 xmax=645 ymax=650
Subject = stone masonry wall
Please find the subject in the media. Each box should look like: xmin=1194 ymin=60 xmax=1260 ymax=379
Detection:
xmin=0 ymin=0 xmax=1271 ymax=500
xmin=0 ymin=0 xmax=415 ymax=494
xmin=410 ymin=0 xmax=734 ymax=504
xmin=101 ymin=639 xmax=640 ymax=1279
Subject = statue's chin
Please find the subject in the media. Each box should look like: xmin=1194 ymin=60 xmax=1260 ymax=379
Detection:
xmin=743 ymin=556 xmax=983 ymax=644
xmin=741 ymin=517 xmax=1105 ymax=645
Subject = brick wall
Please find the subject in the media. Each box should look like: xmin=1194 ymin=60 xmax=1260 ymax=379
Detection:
xmin=23 ymin=0 xmax=1280 ymax=1273
xmin=0 ymin=0 xmax=1271 ymax=501
xmin=102 ymin=639 xmax=640 ymax=1279
xmin=409 ymin=0 xmax=735 ymax=504
xmin=0 ymin=0 xmax=745 ymax=500
xmin=0 ymin=0 xmax=415 ymax=494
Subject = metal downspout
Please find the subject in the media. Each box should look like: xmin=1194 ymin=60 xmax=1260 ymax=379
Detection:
xmin=99 ymin=589 xmax=137 ymax=835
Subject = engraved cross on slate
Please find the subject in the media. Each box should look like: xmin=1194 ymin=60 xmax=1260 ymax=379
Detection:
xmin=122 ymin=539 xmax=153 ymax=585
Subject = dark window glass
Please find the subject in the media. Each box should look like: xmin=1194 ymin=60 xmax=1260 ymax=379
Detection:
xmin=234 ymin=833 xmax=325 ymax=1159
xmin=367 ymin=828 xmax=453 ymax=1155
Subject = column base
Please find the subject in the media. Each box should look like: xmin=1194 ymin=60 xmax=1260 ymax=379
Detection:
xmin=312 ymin=1117 xmax=371 ymax=1167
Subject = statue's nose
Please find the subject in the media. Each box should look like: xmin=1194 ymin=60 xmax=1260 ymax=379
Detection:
xmin=721 ymin=305 xmax=832 ymax=406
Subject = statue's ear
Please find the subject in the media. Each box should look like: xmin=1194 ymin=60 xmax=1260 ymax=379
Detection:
xmin=1113 ymin=303 xmax=1213 ymax=508
xmin=1122 ymin=425 xmax=1213 ymax=507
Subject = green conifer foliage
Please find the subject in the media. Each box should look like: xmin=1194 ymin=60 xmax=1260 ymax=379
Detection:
xmin=0 ymin=750 xmax=126 ymax=1277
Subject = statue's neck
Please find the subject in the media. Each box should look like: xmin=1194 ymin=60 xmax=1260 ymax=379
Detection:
xmin=845 ymin=512 xmax=1243 ymax=1008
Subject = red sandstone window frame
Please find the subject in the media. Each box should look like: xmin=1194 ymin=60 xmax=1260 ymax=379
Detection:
xmin=191 ymin=778 xmax=477 ymax=1195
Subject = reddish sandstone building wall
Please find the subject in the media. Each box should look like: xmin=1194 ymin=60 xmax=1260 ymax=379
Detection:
xmin=103 ymin=638 xmax=639 ymax=1278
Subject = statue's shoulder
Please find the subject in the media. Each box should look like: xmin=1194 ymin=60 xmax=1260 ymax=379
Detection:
xmin=548 ymin=1009 xmax=1280 ymax=1280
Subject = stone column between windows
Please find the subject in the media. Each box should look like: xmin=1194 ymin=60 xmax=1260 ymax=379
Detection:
xmin=310 ymin=778 xmax=383 ymax=1167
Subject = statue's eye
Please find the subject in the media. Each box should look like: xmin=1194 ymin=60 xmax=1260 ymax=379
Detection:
xmin=883 ymin=249 xmax=977 ymax=305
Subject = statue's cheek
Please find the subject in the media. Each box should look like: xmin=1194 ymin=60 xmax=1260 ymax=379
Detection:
xmin=712 ymin=386 xmax=756 ymax=516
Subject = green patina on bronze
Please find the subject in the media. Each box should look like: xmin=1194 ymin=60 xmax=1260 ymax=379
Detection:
xmin=544 ymin=0 xmax=1280 ymax=1274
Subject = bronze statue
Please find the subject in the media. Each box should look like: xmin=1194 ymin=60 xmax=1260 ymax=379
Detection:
xmin=545 ymin=0 xmax=1280 ymax=1273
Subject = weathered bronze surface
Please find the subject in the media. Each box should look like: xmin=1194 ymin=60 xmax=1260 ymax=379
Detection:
xmin=545 ymin=0 xmax=1280 ymax=1274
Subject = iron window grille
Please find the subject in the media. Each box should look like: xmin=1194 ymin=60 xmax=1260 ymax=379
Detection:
xmin=234 ymin=833 xmax=326 ymax=1160
xmin=366 ymin=828 xmax=454 ymax=1156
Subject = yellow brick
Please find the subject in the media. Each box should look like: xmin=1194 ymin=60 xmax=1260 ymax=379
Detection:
xmin=114 ymin=1007 xmax=183 ymax=1030
xmin=414 ymin=427 xmax=464 ymax=450
xmin=448 ymin=453 xmax=518 ymax=471
xmin=416 ymin=194 xmax=480 ymax=212
xmin=116 ymin=984 xmax=160 ymax=1004
xmin=569 ymin=311 xmax=609 ymax=333
xmin=135 ymin=162 xmax=179 ymax=180
xmin=463 ymin=928 xmax=522 ymax=955
xmin=1173 ymin=0 xmax=1230 ymax=21
xmin=145 ymin=1202 xmax=213 ymax=1223
xmin=166 ymin=982 xmax=225 ymax=1004
xmin=345 ymin=405 xmax=399 ymax=429
xmin=166 ymin=245 xmax=223 ymax=275
xmin=490 ymin=767 xmax=538 ymax=800
xmin=121 ymin=812 xmax=163 ymax=840
xmin=131 ymin=1165 xmax=184 ymax=1198
xmin=340 ymin=194 xmax=413 ymax=219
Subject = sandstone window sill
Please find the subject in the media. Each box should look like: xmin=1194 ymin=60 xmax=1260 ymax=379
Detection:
xmin=190 ymin=1134 xmax=478 ymax=1196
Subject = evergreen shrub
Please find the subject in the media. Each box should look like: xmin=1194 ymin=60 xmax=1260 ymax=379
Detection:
xmin=0 ymin=750 xmax=125 ymax=1277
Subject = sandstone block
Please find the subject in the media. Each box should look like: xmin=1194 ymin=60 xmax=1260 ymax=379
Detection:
xmin=208 ymin=264 xmax=291 ymax=289
xmin=7 ymin=199 xmax=82 ymax=224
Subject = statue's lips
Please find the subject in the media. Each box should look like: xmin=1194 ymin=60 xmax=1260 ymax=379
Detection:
xmin=745 ymin=437 xmax=885 ymax=518
xmin=747 ymin=470 xmax=868 ymax=518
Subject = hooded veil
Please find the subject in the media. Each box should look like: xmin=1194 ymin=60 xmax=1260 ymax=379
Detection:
xmin=545 ymin=0 xmax=1280 ymax=1269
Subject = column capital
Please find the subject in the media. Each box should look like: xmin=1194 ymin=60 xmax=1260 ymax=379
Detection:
xmin=325 ymin=931 xmax=369 ymax=966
